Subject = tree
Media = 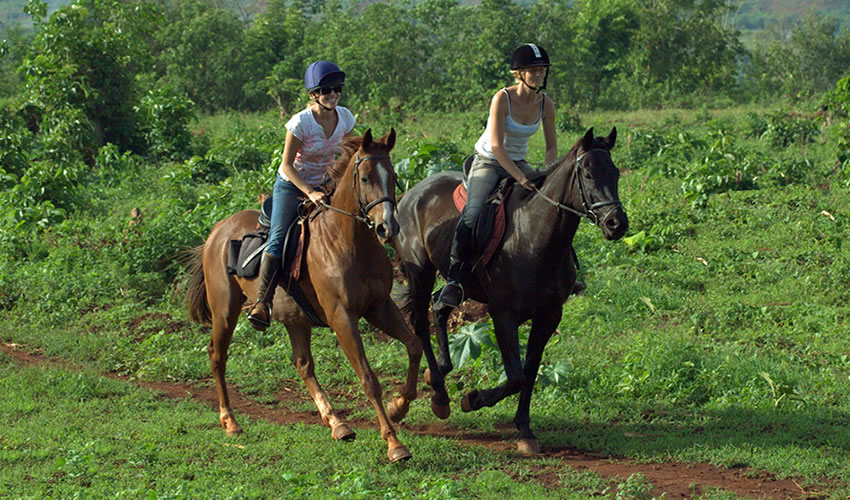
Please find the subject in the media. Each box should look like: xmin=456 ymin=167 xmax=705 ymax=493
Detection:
xmin=20 ymin=0 xmax=163 ymax=155
xmin=154 ymin=0 xmax=247 ymax=112
xmin=747 ymin=9 xmax=850 ymax=101
xmin=241 ymin=0 xmax=309 ymax=113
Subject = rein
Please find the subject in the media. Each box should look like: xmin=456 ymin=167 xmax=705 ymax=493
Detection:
xmin=533 ymin=148 xmax=622 ymax=226
xmin=317 ymin=152 xmax=395 ymax=229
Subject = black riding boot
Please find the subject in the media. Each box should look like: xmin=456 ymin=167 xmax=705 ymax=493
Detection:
xmin=434 ymin=217 xmax=473 ymax=310
xmin=247 ymin=252 xmax=281 ymax=330
xmin=434 ymin=258 xmax=465 ymax=309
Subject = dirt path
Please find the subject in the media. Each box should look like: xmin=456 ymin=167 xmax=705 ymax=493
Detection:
xmin=2 ymin=341 xmax=822 ymax=499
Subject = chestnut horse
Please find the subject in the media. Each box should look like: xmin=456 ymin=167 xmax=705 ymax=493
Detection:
xmin=393 ymin=128 xmax=628 ymax=454
xmin=186 ymin=129 xmax=422 ymax=462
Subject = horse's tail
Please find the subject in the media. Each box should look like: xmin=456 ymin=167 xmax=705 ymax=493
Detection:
xmin=185 ymin=244 xmax=212 ymax=326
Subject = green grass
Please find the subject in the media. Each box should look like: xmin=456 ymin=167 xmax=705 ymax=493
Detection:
xmin=1 ymin=104 xmax=849 ymax=497
xmin=0 ymin=354 xmax=621 ymax=498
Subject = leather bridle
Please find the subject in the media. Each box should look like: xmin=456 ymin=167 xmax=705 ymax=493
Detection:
xmin=533 ymin=148 xmax=622 ymax=226
xmin=317 ymin=152 xmax=396 ymax=229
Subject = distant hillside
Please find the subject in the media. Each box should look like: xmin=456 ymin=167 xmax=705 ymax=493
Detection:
xmin=734 ymin=0 xmax=850 ymax=31
xmin=0 ymin=0 xmax=66 ymax=30
xmin=2 ymin=0 xmax=849 ymax=38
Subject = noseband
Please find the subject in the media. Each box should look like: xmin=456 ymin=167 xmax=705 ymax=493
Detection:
xmin=319 ymin=152 xmax=395 ymax=229
xmin=534 ymin=148 xmax=622 ymax=226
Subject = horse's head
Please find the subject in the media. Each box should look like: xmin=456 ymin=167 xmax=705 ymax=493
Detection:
xmin=569 ymin=127 xmax=628 ymax=240
xmin=350 ymin=128 xmax=399 ymax=243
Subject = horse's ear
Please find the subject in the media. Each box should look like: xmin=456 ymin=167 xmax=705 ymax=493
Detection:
xmin=362 ymin=128 xmax=373 ymax=149
xmin=385 ymin=127 xmax=396 ymax=151
xmin=604 ymin=127 xmax=617 ymax=149
xmin=581 ymin=127 xmax=595 ymax=151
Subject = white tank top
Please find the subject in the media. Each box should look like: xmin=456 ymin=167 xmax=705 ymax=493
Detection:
xmin=475 ymin=89 xmax=543 ymax=161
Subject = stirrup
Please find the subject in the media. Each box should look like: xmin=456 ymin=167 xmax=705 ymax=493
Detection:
xmin=247 ymin=301 xmax=271 ymax=330
xmin=433 ymin=280 xmax=463 ymax=309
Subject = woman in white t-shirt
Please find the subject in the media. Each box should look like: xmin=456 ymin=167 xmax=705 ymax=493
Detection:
xmin=248 ymin=60 xmax=356 ymax=330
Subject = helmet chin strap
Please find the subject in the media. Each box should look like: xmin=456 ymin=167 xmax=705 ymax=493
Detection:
xmin=519 ymin=68 xmax=549 ymax=94
xmin=313 ymin=95 xmax=334 ymax=111
xmin=520 ymin=76 xmax=542 ymax=93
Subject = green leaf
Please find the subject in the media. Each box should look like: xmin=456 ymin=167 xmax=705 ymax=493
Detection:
xmin=448 ymin=322 xmax=493 ymax=370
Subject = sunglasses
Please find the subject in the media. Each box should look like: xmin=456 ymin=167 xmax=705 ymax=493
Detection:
xmin=319 ymin=86 xmax=343 ymax=95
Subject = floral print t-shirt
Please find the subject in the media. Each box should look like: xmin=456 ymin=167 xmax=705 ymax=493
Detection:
xmin=280 ymin=106 xmax=356 ymax=187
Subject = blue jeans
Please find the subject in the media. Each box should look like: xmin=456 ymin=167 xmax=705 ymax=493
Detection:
xmin=266 ymin=175 xmax=306 ymax=258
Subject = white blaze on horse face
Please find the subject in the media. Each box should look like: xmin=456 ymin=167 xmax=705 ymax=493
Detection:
xmin=376 ymin=160 xmax=395 ymax=222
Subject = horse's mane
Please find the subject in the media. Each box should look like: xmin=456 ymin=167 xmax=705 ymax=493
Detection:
xmin=541 ymin=135 xmax=585 ymax=177
xmin=325 ymin=136 xmax=364 ymax=184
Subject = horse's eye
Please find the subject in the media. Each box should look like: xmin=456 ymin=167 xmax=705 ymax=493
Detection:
xmin=360 ymin=176 xmax=369 ymax=184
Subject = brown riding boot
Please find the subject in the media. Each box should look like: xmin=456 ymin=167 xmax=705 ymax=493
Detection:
xmin=247 ymin=252 xmax=281 ymax=330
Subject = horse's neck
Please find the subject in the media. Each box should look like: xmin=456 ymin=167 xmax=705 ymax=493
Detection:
xmin=319 ymin=183 xmax=370 ymax=247
xmin=517 ymin=153 xmax=580 ymax=248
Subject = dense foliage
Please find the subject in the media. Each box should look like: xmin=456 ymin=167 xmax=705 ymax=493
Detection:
xmin=0 ymin=1 xmax=849 ymax=495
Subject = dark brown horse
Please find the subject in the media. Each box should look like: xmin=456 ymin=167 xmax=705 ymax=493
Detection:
xmin=186 ymin=129 xmax=423 ymax=462
xmin=394 ymin=128 xmax=628 ymax=454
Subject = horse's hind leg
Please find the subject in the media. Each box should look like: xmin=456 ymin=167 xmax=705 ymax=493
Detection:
xmin=402 ymin=263 xmax=450 ymax=419
xmin=330 ymin=311 xmax=411 ymax=462
xmin=207 ymin=282 xmax=244 ymax=435
xmin=286 ymin=319 xmax=355 ymax=441
xmin=460 ymin=312 xmax=525 ymax=413
xmin=364 ymin=298 xmax=423 ymax=423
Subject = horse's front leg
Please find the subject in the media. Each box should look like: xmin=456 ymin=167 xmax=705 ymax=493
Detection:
xmin=285 ymin=316 xmax=355 ymax=442
xmin=328 ymin=307 xmax=412 ymax=463
xmin=460 ymin=311 xmax=525 ymax=413
xmin=364 ymin=298 xmax=423 ymax=423
xmin=513 ymin=309 xmax=561 ymax=454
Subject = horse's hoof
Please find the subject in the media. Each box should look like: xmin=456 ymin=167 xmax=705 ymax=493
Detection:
xmin=460 ymin=394 xmax=473 ymax=413
xmin=431 ymin=399 xmax=450 ymax=420
xmin=517 ymin=438 xmax=540 ymax=454
xmin=221 ymin=415 xmax=243 ymax=435
xmin=388 ymin=445 xmax=412 ymax=463
xmin=332 ymin=423 xmax=356 ymax=441
xmin=388 ymin=397 xmax=410 ymax=423
xmin=424 ymin=368 xmax=432 ymax=386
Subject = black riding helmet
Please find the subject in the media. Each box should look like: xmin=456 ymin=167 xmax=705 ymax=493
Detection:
xmin=510 ymin=43 xmax=549 ymax=92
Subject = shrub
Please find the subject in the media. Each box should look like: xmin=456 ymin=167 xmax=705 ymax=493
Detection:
xmin=135 ymin=87 xmax=196 ymax=161
xmin=760 ymin=110 xmax=820 ymax=147
xmin=681 ymin=131 xmax=760 ymax=209
xmin=395 ymin=137 xmax=466 ymax=189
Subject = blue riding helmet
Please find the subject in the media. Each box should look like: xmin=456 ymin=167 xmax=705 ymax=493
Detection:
xmin=304 ymin=61 xmax=346 ymax=92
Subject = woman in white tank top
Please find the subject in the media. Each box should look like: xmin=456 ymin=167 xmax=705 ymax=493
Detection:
xmin=434 ymin=43 xmax=559 ymax=311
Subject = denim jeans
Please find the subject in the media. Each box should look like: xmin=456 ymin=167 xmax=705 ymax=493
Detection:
xmin=266 ymin=175 xmax=306 ymax=258
xmin=458 ymin=154 xmax=533 ymax=229
xmin=450 ymin=154 xmax=534 ymax=263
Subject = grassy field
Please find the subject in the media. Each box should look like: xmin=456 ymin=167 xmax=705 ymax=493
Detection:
xmin=1 ymin=104 xmax=848 ymax=498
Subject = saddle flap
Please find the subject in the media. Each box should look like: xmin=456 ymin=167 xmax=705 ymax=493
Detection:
xmin=258 ymin=196 xmax=274 ymax=228
xmin=461 ymin=154 xmax=475 ymax=189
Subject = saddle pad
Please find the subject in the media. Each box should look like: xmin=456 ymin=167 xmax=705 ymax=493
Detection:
xmin=452 ymin=183 xmax=509 ymax=269
xmin=231 ymin=230 xmax=268 ymax=278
